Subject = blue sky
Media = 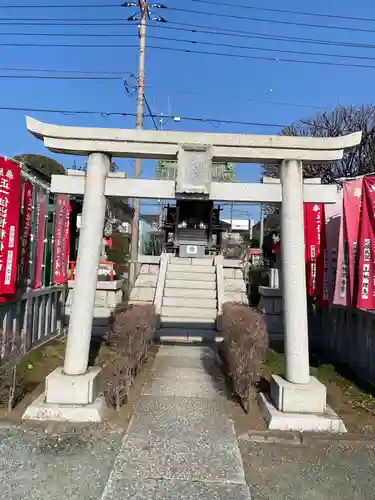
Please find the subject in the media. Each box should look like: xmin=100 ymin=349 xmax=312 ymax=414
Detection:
xmin=0 ymin=0 xmax=374 ymax=220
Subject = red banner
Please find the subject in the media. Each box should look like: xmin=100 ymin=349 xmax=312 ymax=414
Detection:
xmin=343 ymin=179 xmax=362 ymax=306
xmin=31 ymin=186 xmax=47 ymax=289
xmin=317 ymin=205 xmax=329 ymax=308
xmin=52 ymin=195 xmax=70 ymax=285
xmin=20 ymin=180 xmax=33 ymax=284
xmin=304 ymin=203 xmax=325 ymax=298
xmin=0 ymin=158 xmax=22 ymax=297
xmin=356 ymin=176 xmax=375 ymax=309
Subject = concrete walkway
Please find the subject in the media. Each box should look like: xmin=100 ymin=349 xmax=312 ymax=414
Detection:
xmin=102 ymin=345 xmax=251 ymax=499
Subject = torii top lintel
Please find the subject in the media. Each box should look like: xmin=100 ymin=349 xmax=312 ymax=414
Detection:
xmin=26 ymin=117 xmax=362 ymax=164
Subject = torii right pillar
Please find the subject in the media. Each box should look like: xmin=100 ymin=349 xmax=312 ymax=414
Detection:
xmin=258 ymin=159 xmax=347 ymax=433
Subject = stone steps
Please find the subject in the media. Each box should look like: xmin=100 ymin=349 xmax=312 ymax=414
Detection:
xmin=162 ymin=306 xmax=217 ymax=319
xmin=166 ymin=271 xmax=216 ymax=282
xmin=155 ymin=328 xmax=219 ymax=343
xmin=161 ymin=316 xmax=217 ymax=329
xmin=164 ymin=287 xmax=217 ymax=299
xmin=165 ymin=279 xmax=216 ymax=290
xmin=162 ymin=297 xmax=217 ymax=309
xmin=167 ymin=264 xmax=215 ymax=274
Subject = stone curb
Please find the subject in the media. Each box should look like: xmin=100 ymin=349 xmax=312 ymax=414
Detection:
xmin=238 ymin=429 xmax=375 ymax=446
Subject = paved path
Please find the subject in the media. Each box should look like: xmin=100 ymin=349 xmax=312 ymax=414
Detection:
xmin=102 ymin=344 xmax=251 ymax=499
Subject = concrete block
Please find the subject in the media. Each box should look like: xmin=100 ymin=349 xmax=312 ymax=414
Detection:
xmin=164 ymin=288 xmax=216 ymax=299
xmin=22 ymin=393 xmax=105 ymax=423
xmin=95 ymin=289 xmax=108 ymax=307
xmin=162 ymin=306 xmax=217 ymax=319
xmin=167 ymin=271 xmax=216 ymax=282
xmin=270 ymin=374 xmax=327 ymax=414
xmin=106 ymin=290 xmax=122 ymax=308
xmin=163 ymin=297 xmax=217 ymax=309
xmin=224 ymin=279 xmax=246 ymax=293
xmin=224 ymin=292 xmax=248 ymax=304
xmin=130 ymin=286 xmax=155 ymax=302
xmin=165 ymin=279 xmax=216 ymax=290
xmin=258 ymin=393 xmax=347 ymax=433
xmin=45 ymin=367 xmax=101 ymax=405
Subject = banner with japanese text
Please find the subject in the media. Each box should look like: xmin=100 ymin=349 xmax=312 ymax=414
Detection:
xmin=20 ymin=180 xmax=33 ymax=284
xmin=325 ymin=186 xmax=343 ymax=303
xmin=31 ymin=186 xmax=47 ymax=289
xmin=304 ymin=203 xmax=326 ymax=301
xmin=343 ymin=179 xmax=362 ymax=305
xmin=356 ymin=176 xmax=375 ymax=309
xmin=333 ymin=198 xmax=349 ymax=306
xmin=52 ymin=194 xmax=71 ymax=285
xmin=0 ymin=157 xmax=22 ymax=298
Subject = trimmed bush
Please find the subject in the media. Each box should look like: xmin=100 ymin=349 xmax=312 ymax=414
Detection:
xmin=221 ymin=302 xmax=268 ymax=412
xmin=105 ymin=303 xmax=156 ymax=410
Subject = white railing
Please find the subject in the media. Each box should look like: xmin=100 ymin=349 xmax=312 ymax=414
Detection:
xmin=0 ymin=286 xmax=66 ymax=365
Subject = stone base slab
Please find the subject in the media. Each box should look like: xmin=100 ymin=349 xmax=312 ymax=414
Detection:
xmin=270 ymin=374 xmax=326 ymax=414
xmin=45 ymin=366 xmax=101 ymax=405
xmin=258 ymin=393 xmax=347 ymax=433
xmin=22 ymin=394 xmax=105 ymax=423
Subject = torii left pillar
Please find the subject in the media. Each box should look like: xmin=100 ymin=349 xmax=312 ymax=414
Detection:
xmin=24 ymin=152 xmax=111 ymax=422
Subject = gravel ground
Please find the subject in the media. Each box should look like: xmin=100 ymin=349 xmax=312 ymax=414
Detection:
xmin=240 ymin=439 xmax=375 ymax=500
xmin=0 ymin=423 xmax=124 ymax=500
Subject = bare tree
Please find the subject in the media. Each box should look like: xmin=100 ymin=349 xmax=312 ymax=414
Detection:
xmin=263 ymin=105 xmax=375 ymax=213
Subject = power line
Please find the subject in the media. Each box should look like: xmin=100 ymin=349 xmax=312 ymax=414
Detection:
xmin=0 ymin=105 xmax=287 ymax=128
xmin=0 ymin=74 xmax=124 ymax=80
xmin=146 ymin=44 xmax=375 ymax=71
xmin=1 ymin=19 xmax=375 ymax=52
xmin=0 ymin=66 xmax=135 ymax=75
xmin=161 ymin=21 xmax=375 ymax=51
xmin=2 ymin=1 xmax=375 ymax=25
xmin=147 ymin=34 xmax=375 ymax=63
xmin=3 ymin=38 xmax=375 ymax=71
xmin=191 ymin=0 xmax=375 ymax=24
xmin=168 ymin=7 xmax=375 ymax=35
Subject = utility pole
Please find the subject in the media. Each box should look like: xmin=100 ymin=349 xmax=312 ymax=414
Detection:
xmin=122 ymin=1 xmax=167 ymax=286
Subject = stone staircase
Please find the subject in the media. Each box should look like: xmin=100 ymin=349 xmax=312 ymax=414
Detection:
xmin=157 ymin=257 xmax=218 ymax=342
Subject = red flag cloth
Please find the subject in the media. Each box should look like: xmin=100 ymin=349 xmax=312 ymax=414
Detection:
xmin=20 ymin=180 xmax=33 ymax=284
xmin=31 ymin=186 xmax=47 ymax=289
xmin=53 ymin=194 xmax=70 ymax=285
xmin=0 ymin=158 xmax=22 ymax=298
xmin=356 ymin=176 xmax=375 ymax=309
xmin=343 ymin=179 xmax=363 ymax=306
xmin=304 ymin=203 xmax=325 ymax=298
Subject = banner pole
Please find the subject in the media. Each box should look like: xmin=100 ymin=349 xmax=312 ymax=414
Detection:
xmin=42 ymin=191 xmax=49 ymax=287
xmin=49 ymin=194 xmax=56 ymax=286
xmin=28 ymin=184 xmax=37 ymax=287
xmin=17 ymin=181 xmax=25 ymax=288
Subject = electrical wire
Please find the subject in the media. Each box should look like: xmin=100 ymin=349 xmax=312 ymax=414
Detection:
xmin=146 ymin=44 xmax=375 ymax=71
xmin=2 ymin=1 xmax=374 ymax=25
xmin=1 ymin=33 xmax=375 ymax=65
xmin=1 ymin=19 xmax=374 ymax=52
xmin=0 ymin=66 xmax=134 ymax=75
xmin=147 ymin=34 xmax=375 ymax=63
xmin=0 ymin=105 xmax=287 ymax=128
xmin=191 ymin=0 xmax=375 ymax=24
xmin=168 ymin=7 xmax=375 ymax=35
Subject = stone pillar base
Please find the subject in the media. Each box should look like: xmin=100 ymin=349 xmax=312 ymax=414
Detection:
xmin=22 ymin=367 xmax=105 ymax=423
xmin=257 ymin=374 xmax=347 ymax=433
xmin=270 ymin=374 xmax=326 ymax=413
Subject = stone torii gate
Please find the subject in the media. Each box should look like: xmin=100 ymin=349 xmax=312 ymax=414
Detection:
xmin=22 ymin=117 xmax=361 ymax=427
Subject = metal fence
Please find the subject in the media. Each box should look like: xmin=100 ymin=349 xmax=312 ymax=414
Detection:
xmin=0 ymin=285 xmax=66 ymax=365
xmin=309 ymin=306 xmax=375 ymax=389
